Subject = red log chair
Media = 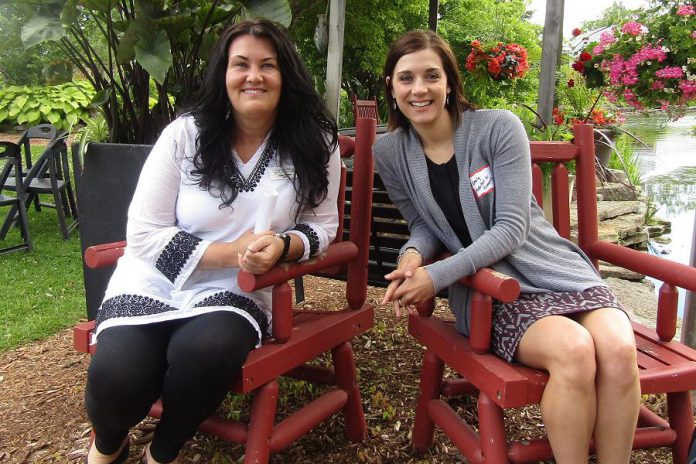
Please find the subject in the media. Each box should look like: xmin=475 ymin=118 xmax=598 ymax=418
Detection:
xmin=408 ymin=124 xmax=696 ymax=463
xmin=72 ymin=116 xmax=377 ymax=463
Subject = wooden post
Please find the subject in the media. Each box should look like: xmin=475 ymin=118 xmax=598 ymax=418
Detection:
xmin=536 ymin=0 xmax=564 ymax=127
xmin=428 ymin=0 xmax=439 ymax=32
xmin=325 ymin=0 xmax=346 ymax=120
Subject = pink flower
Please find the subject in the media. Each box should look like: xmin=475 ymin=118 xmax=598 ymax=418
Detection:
xmin=679 ymin=80 xmax=696 ymax=99
xmin=599 ymin=30 xmax=617 ymax=47
xmin=652 ymin=81 xmax=666 ymax=90
xmin=692 ymin=31 xmax=696 ymax=39
xmin=621 ymin=21 xmax=645 ymax=36
xmin=593 ymin=45 xmax=605 ymax=55
xmin=677 ymin=5 xmax=695 ymax=16
xmin=655 ymin=66 xmax=684 ymax=79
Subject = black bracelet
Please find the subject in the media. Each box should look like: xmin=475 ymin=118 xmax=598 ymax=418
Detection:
xmin=275 ymin=233 xmax=291 ymax=260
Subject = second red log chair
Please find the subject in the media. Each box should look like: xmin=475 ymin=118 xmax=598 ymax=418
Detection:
xmin=408 ymin=124 xmax=696 ymax=463
xmin=73 ymin=115 xmax=378 ymax=463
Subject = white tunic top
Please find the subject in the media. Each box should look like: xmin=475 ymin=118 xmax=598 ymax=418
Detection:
xmin=95 ymin=115 xmax=341 ymax=345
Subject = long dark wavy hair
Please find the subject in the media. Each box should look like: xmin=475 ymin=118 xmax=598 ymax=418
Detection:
xmin=383 ymin=30 xmax=475 ymax=132
xmin=189 ymin=18 xmax=338 ymax=216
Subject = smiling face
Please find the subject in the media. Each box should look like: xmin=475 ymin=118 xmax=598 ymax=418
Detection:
xmin=226 ymin=34 xmax=282 ymax=126
xmin=389 ymin=47 xmax=451 ymax=132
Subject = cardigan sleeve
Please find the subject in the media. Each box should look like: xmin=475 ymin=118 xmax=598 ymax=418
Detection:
xmin=286 ymin=143 xmax=342 ymax=261
xmin=374 ymin=138 xmax=443 ymax=261
xmin=424 ymin=111 xmax=531 ymax=293
xmin=125 ymin=118 xmax=211 ymax=290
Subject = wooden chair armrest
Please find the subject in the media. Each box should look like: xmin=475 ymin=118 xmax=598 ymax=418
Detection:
xmin=238 ymin=241 xmax=358 ymax=292
xmin=84 ymin=241 xmax=127 ymax=268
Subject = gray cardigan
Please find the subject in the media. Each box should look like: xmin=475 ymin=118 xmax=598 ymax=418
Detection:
xmin=373 ymin=109 xmax=606 ymax=336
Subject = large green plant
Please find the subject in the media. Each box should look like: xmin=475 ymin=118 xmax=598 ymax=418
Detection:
xmin=0 ymin=80 xmax=94 ymax=130
xmin=18 ymin=0 xmax=291 ymax=143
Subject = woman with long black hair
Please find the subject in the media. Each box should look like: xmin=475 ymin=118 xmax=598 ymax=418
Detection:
xmin=84 ymin=19 xmax=340 ymax=463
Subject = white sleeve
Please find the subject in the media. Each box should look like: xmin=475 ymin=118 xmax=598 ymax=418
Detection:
xmin=287 ymin=145 xmax=341 ymax=261
xmin=125 ymin=119 xmax=211 ymax=288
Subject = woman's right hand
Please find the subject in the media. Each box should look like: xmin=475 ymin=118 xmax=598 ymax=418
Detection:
xmin=382 ymin=250 xmax=422 ymax=317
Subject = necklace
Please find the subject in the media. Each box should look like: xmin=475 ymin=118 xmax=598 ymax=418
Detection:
xmin=231 ymin=140 xmax=275 ymax=192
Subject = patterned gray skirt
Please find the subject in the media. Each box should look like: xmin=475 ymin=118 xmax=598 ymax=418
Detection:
xmin=491 ymin=285 xmax=624 ymax=363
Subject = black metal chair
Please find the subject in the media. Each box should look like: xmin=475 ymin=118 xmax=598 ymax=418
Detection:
xmin=1 ymin=137 xmax=77 ymax=240
xmin=0 ymin=142 xmax=33 ymax=254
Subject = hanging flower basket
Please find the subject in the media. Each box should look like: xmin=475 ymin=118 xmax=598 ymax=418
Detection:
xmin=465 ymin=41 xmax=530 ymax=81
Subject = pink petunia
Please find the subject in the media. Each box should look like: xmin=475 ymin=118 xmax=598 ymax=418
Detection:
xmin=655 ymin=67 xmax=684 ymax=79
xmin=599 ymin=30 xmax=617 ymax=47
xmin=677 ymin=5 xmax=695 ymax=16
xmin=652 ymin=81 xmax=666 ymax=90
xmin=621 ymin=21 xmax=645 ymax=36
xmin=692 ymin=31 xmax=696 ymax=39
xmin=593 ymin=45 xmax=605 ymax=55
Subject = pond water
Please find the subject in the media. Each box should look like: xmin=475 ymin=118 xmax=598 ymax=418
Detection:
xmin=623 ymin=111 xmax=696 ymax=315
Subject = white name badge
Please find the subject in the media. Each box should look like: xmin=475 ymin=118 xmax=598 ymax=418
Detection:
xmin=469 ymin=165 xmax=494 ymax=198
xmin=269 ymin=167 xmax=294 ymax=181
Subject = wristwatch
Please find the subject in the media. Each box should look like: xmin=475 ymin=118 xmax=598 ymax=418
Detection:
xmin=274 ymin=233 xmax=291 ymax=260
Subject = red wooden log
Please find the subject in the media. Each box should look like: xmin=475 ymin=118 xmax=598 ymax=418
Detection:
xmin=238 ymin=241 xmax=357 ymax=291
xmin=590 ymin=241 xmax=696 ymax=292
xmin=469 ymin=292 xmax=493 ymax=355
xmin=73 ymin=320 xmax=95 ymax=353
xmin=416 ymin=298 xmax=435 ymax=317
xmin=573 ymin=123 xmax=600 ymax=268
xmin=477 ymin=392 xmax=508 ymax=463
xmin=638 ymin=405 xmax=670 ymax=429
xmin=532 ymin=163 xmax=543 ymax=208
xmin=667 ymin=391 xmax=694 ymax=464
xmin=332 ymin=341 xmax=367 ymax=442
xmin=84 ymin=241 xmax=126 ymax=269
xmin=529 ymin=141 xmax=578 ymax=162
xmin=271 ymin=282 xmax=293 ymax=343
xmin=551 ymin=163 xmax=570 ymax=239
xmin=334 ymin=165 xmax=347 ymax=244
xmin=346 ymin=117 xmax=376 ymax=310
xmin=507 ymin=438 xmax=553 ymax=462
xmin=657 ymin=283 xmax=678 ymax=342
xmin=459 ymin=268 xmax=520 ymax=304
xmin=269 ymin=389 xmax=347 ymax=452
xmin=245 ymin=380 xmax=279 ymax=464
xmin=428 ymin=399 xmax=483 ymax=464
xmin=412 ymin=350 xmax=444 ymax=453
xmin=198 ymin=415 xmax=248 ymax=444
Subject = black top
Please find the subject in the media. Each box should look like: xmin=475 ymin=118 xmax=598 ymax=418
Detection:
xmin=425 ymin=155 xmax=472 ymax=248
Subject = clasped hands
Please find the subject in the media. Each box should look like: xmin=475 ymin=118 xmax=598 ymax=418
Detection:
xmin=236 ymin=230 xmax=284 ymax=274
xmin=381 ymin=250 xmax=435 ymax=317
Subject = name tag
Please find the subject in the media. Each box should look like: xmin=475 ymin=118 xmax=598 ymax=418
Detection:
xmin=269 ymin=167 xmax=294 ymax=181
xmin=469 ymin=165 xmax=494 ymax=198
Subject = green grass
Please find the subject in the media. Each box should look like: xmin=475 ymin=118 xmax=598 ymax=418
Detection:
xmin=1 ymin=141 xmax=85 ymax=352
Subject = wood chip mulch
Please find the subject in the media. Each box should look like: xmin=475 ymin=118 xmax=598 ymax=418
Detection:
xmin=0 ymin=276 xmax=675 ymax=463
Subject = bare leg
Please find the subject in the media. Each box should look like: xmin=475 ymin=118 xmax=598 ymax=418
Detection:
xmin=573 ymin=307 xmax=640 ymax=463
xmin=516 ymin=315 xmax=596 ymax=464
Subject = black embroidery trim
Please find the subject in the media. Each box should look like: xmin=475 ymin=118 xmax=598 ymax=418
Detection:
xmin=96 ymin=294 xmax=176 ymax=328
xmin=194 ymin=291 xmax=269 ymax=335
xmin=231 ymin=141 xmax=275 ymax=192
xmin=156 ymin=231 xmax=202 ymax=283
xmin=292 ymin=223 xmax=320 ymax=256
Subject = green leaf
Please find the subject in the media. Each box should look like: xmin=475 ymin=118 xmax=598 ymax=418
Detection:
xmin=22 ymin=8 xmax=67 ymax=48
xmin=0 ymin=110 xmax=8 ymax=122
xmin=89 ymin=89 xmax=111 ymax=107
xmin=47 ymin=111 xmax=62 ymax=124
xmin=134 ymin=29 xmax=173 ymax=85
xmin=61 ymin=0 xmax=79 ymax=26
xmin=13 ymin=95 xmax=29 ymax=110
xmin=116 ymin=21 xmax=139 ymax=64
xmin=243 ymin=0 xmax=292 ymax=27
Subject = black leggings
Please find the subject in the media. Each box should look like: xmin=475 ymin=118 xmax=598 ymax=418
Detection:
xmin=85 ymin=311 xmax=258 ymax=463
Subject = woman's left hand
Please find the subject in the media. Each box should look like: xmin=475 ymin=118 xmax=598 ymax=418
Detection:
xmin=238 ymin=234 xmax=284 ymax=274
xmin=390 ymin=267 xmax=435 ymax=308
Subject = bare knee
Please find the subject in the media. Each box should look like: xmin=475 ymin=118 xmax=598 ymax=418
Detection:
xmin=547 ymin=331 xmax=596 ymax=390
xmin=596 ymin=337 xmax=638 ymax=389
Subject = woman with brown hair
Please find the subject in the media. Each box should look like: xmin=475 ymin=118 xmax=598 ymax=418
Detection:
xmin=375 ymin=29 xmax=640 ymax=463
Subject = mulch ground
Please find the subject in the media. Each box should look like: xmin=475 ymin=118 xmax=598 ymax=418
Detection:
xmin=0 ymin=276 xmax=675 ymax=463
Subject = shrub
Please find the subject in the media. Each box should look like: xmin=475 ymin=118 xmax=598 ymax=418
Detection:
xmin=0 ymin=80 xmax=94 ymax=130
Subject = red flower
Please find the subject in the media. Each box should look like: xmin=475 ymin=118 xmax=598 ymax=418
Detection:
xmin=572 ymin=28 xmax=582 ymax=37
xmin=487 ymin=59 xmax=502 ymax=77
xmin=571 ymin=60 xmax=585 ymax=72
xmin=552 ymin=108 xmax=565 ymax=125
xmin=567 ymin=79 xmax=575 ymax=88
xmin=579 ymin=51 xmax=592 ymax=62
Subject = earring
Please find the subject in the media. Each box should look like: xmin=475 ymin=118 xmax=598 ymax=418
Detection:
xmin=446 ymin=94 xmax=450 ymax=106
xmin=393 ymin=101 xmax=397 ymax=110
